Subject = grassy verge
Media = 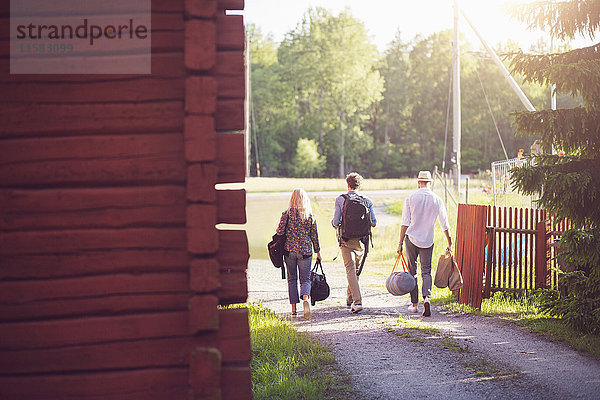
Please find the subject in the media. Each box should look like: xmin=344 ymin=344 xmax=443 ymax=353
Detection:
xmin=434 ymin=290 xmax=600 ymax=359
xmin=248 ymin=303 xmax=355 ymax=400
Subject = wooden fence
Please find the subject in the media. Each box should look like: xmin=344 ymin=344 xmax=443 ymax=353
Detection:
xmin=456 ymin=204 xmax=571 ymax=309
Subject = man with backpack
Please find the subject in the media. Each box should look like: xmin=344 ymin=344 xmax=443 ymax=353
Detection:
xmin=332 ymin=172 xmax=377 ymax=313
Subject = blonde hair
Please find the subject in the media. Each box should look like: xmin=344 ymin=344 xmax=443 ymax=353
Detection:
xmin=288 ymin=188 xmax=312 ymax=220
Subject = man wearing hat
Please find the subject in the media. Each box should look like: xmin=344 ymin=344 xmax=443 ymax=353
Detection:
xmin=397 ymin=170 xmax=452 ymax=316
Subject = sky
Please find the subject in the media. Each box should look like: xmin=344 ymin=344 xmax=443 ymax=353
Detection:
xmin=241 ymin=0 xmax=594 ymax=52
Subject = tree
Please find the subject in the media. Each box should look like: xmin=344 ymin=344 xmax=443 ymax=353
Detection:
xmin=293 ymin=138 xmax=326 ymax=177
xmin=507 ymin=0 xmax=600 ymax=333
xmin=278 ymin=8 xmax=384 ymax=178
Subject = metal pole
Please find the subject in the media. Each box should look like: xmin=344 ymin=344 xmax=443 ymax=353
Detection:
xmin=461 ymin=10 xmax=536 ymax=112
xmin=452 ymin=0 xmax=462 ymax=193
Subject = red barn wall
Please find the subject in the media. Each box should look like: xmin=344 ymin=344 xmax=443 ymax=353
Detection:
xmin=0 ymin=0 xmax=251 ymax=399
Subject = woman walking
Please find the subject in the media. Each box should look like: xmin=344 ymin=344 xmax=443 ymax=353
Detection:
xmin=276 ymin=188 xmax=321 ymax=319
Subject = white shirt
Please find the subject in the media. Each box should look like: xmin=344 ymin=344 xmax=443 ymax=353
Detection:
xmin=401 ymin=188 xmax=450 ymax=248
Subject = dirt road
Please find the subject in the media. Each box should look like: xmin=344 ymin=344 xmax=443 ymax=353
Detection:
xmin=248 ymin=258 xmax=600 ymax=400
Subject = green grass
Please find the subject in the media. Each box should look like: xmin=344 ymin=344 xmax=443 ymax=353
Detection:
xmin=248 ymin=303 xmax=355 ymax=400
xmin=217 ymin=177 xmax=418 ymax=193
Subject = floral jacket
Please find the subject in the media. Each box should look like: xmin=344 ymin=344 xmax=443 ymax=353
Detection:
xmin=276 ymin=208 xmax=320 ymax=256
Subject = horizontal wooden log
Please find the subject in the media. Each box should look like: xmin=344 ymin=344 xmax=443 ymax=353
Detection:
xmin=0 ymin=311 xmax=190 ymax=350
xmin=216 ymin=133 xmax=245 ymax=183
xmin=0 ymin=293 xmax=190 ymax=322
xmin=216 ymin=14 xmax=244 ymax=51
xmin=187 ymin=204 xmax=217 ymax=228
xmin=185 ymin=76 xmax=217 ymax=115
xmin=1 ymin=186 xmax=186 ymax=231
xmin=187 ymin=163 xmax=217 ymax=203
xmin=217 ymin=229 xmax=249 ymax=269
xmin=6 ymin=1 xmax=182 ymax=15
xmin=186 ymin=0 xmax=218 ymax=17
xmin=218 ymin=270 xmax=247 ymax=305
xmin=0 ymin=273 xmax=189 ymax=305
xmin=213 ymin=51 xmax=244 ymax=76
xmin=185 ymin=20 xmax=216 ymax=71
xmin=0 ymin=52 xmax=185 ymax=82
xmin=216 ymin=98 xmax=245 ymax=132
xmin=0 ymin=337 xmax=209 ymax=374
xmin=218 ymin=0 xmax=244 ymax=10
xmin=0 ymin=101 xmax=184 ymax=138
xmin=216 ymin=189 xmax=246 ymax=224
xmin=0 ymin=228 xmax=186 ymax=255
xmin=0 ymin=78 xmax=184 ymax=103
xmin=187 ymin=227 xmax=218 ymax=255
xmin=222 ymin=366 xmax=252 ymax=400
xmin=217 ymin=73 xmax=245 ymax=99
xmin=184 ymin=115 xmax=216 ymax=162
xmin=0 ymin=249 xmax=189 ymax=280
xmin=1 ymin=133 xmax=184 ymax=165
xmin=0 ymin=369 xmax=188 ymax=400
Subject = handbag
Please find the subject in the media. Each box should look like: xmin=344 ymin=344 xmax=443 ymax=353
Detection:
xmin=434 ymin=250 xmax=463 ymax=291
xmin=310 ymin=259 xmax=330 ymax=305
xmin=385 ymin=253 xmax=416 ymax=296
xmin=267 ymin=212 xmax=288 ymax=279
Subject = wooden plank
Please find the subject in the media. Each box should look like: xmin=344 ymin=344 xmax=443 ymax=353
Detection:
xmin=0 ymin=369 xmax=188 ymax=400
xmin=1 ymin=186 xmax=186 ymax=231
xmin=0 ymin=78 xmax=184 ymax=103
xmin=219 ymin=0 xmax=244 ymax=10
xmin=0 ymin=101 xmax=184 ymax=138
xmin=218 ymin=270 xmax=247 ymax=305
xmin=0 ymin=273 xmax=189 ymax=304
xmin=216 ymin=14 xmax=244 ymax=51
xmin=0 ymin=312 xmax=190 ymax=350
xmin=217 ymin=229 xmax=249 ymax=268
xmin=0 ymin=293 xmax=190 ymax=322
xmin=217 ymin=189 xmax=246 ymax=224
xmin=0 ymin=228 xmax=186 ymax=255
xmin=0 ymin=52 xmax=185 ymax=82
xmin=190 ymin=258 xmax=220 ymax=293
xmin=185 ymin=20 xmax=216 ymax=71
xmin=0 ymin=249 xmax=189 ymax=280
xmin=0 ymin=337 xmax=210 ymax=374
xmin=216 ymin=98 xmax=245 ymax=131
xmin=217 ymin=73 xmax=245 ymax=99
xmin=222 ymin=366 xmax=252 ymax=400
xmin=216 ymin=133 xmax=245 ymax=183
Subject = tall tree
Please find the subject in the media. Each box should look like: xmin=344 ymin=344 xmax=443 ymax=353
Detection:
xmin=279 ymin=8 xmax=384 ymax=177
xmin=507 ymin=1 xmax=600 ymax=333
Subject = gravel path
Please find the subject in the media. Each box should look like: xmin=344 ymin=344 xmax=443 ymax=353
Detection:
xmin=248 ymin=259 xmax=600 ymax=399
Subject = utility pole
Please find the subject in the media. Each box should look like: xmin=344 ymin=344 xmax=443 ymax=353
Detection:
xmin=244 ymin=30 xmax=251 ymax=176
xmin=452 ymin=0 xmax=461 ymax=193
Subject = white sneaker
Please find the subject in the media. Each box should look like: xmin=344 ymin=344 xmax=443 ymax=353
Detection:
xmin=408 ymin=304 xmax=418 ymax=314
xmin=351 ymin=303 xmax=363 ymax=313
xmin=303 ymin=299 xmax=311 ymax=320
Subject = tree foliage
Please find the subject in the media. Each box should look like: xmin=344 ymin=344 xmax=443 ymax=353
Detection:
xmin=507 ymin=0 xmax=600 ymax=333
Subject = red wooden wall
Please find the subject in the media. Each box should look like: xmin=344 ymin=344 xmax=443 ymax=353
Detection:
xmin=0 ymin=0 xmax=251 ymax=399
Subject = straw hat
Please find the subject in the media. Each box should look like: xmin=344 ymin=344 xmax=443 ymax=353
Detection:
xmin=417 ymin=170 xmax=433 ymax=182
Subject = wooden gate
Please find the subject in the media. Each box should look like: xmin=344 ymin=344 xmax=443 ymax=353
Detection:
xmin=456 ymin=204 xmax=569 ymax=309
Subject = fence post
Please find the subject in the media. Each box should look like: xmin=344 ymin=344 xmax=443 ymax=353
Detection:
xmin=535 ymin=220 xmax=549 ymax=289
xmin=483 ymin=227 xmax=494 ymax=299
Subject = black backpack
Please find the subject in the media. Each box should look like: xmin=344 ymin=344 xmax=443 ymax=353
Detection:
xmin=340 ymin=193 xmax=371 ymax=241
xmin=339 ymin=193 xmax=372 ymax=276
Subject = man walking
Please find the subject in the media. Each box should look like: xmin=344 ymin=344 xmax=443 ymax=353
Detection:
xmin=397 ymin=171 xmax=452 ymax=317
xmin=332 ymin=172 xmax=377 ymax=313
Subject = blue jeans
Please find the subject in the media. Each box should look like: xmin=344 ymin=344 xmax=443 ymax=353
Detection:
xmin=284 ymin=253 xmax=312 ymax=304
xmin=404 ymin=237 xmax=433 ymax=305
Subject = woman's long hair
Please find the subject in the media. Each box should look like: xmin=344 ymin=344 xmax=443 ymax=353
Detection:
xmin=288 ymin=188 xmax=312 ymax=220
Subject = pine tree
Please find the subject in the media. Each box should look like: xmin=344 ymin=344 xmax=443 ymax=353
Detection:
xmin=507 ymin=0 xmax=600 ymax=333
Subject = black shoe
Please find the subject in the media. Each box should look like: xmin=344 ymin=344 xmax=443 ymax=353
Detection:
xmin=423 ymin=301 xmax=431 ymax=317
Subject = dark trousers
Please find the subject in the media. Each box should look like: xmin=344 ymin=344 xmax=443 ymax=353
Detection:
xmin=404 ymin=237 xmax=433 ymax=304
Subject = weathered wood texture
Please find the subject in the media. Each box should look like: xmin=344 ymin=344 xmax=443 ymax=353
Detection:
xmin=0 ymin=0 xmax=249 ymax=398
